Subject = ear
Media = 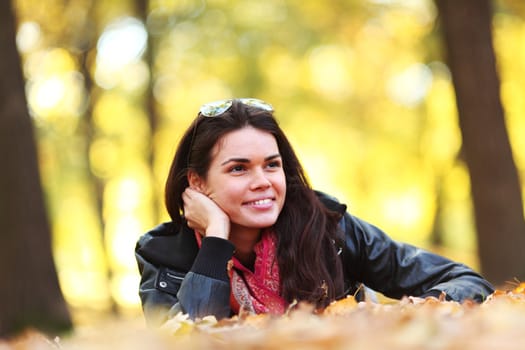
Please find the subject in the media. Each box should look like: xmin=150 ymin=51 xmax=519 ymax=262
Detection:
xmin=187 ymin=170 xmax=206 ymax=192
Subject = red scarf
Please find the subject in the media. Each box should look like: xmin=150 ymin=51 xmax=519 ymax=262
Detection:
xmin=194 ymin=230 xmax=287 ymax=315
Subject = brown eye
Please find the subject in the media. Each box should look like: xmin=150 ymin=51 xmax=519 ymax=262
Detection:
xmin=267 ymin=160 xmax=282 ymax=169
xmin=230 ymin=165 xmax=246 ymax=173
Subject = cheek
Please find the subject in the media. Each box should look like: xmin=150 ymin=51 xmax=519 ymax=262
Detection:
xmin=211 ymin=180 xmax=244 ymax=205
xmin=273 ymin=173 xmax=287 ymax=192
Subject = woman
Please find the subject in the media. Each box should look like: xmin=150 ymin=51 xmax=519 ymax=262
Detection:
xmin=135 ymin=98 xmax=494 ymax=326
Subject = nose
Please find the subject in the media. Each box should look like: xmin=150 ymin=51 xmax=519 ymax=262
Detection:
xmin=250 ymin=168 xmax=271 ymax=190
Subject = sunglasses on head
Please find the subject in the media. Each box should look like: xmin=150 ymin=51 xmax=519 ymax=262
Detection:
xmin=199 ymin=98 xmax=274 ymax=117
xmin=187 ymin=98 xmax=274 ymax=168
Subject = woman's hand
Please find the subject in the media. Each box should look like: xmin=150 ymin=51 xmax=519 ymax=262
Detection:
xmin=182 ymin=187 xmax=230 ymax=239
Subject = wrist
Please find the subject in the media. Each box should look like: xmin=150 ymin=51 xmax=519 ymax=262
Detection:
xmin=205 ymin=230 xmax=229 ymax=239
xmin=205 ymin=219 xmax=230 ymax=239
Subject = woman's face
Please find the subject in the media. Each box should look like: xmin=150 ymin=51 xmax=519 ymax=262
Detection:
xmin=199 ymin=126 xmax=286 ymax=232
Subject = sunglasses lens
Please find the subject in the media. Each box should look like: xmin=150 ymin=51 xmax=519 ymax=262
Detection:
xmin=238 ymin=98 xmax=274 ymax=112
xmin=199 ymin=100 xmax=233 ymax=117
xmin=199 ymin=98 xmax=273 ymax=117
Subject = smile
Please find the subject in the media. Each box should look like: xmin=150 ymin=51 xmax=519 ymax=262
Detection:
xmin=244 ymin=198 xmax=273 ymax=206
xmin=253 ymin=198 xmax=272 ymax=205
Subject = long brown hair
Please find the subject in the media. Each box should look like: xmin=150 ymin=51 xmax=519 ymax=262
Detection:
xmin=165 ymin=100 xmax=344 ymax=308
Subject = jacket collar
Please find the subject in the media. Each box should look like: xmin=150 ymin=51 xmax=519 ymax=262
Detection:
xmin=136 ymin=221 xmax=199 ymax=271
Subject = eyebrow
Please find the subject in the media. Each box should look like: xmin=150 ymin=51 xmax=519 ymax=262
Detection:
xmin=220 ymin=153 xmax=281 ymax=166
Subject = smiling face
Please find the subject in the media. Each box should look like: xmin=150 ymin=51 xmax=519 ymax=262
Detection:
xmin=197 ymin=126 xmax=286 ymax=236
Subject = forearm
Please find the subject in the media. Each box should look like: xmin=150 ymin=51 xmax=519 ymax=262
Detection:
xmin=176 ymin=272 xmax=232 ymax=319
xmin=177 ymin=236 xmax=235 ymax=319
xmin=414 ymin=264 xmax=494 ymax=302
xmin=136 ymin=235 xmax=235 ymax=325
xmin=344 ymin=214 xmax=494 ymax=302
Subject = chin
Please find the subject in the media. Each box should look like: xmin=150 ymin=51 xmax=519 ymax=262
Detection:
xmin=248 ymin=221 xmax=277 ymax=229
xmin=239 ymin=217 xmax=279 ymax=229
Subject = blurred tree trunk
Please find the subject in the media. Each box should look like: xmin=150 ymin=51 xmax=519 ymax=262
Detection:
xmin=137 ymin=0 xmax=160 ymax=223
xmin=0 ymin=1 xmax=72 ymax=337
xmin=76 ymin=1 xmax=120 ymax=316
xmin=436 ymin=0 xmax=525 ymax=285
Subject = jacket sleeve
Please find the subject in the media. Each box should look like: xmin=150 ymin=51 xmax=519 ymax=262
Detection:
xmin=136 ymin=235 xmax=235 ymax=326
xmin=340 ymin=212 xmax=494 ymax=302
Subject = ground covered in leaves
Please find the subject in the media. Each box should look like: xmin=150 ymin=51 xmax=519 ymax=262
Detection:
xmin=3 ymin=284 xmax=525 ymax=349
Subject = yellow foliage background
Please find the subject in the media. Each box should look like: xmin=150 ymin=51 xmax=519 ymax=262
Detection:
xmin=11 ymin=0 xmax=525 ymax=321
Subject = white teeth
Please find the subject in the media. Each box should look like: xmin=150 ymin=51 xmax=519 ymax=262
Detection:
xmin=252 ymin=199 xmax=271 ymax=205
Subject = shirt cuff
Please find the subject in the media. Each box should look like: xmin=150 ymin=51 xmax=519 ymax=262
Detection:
xmin=191 ymin=236 xmax=235 ymax=282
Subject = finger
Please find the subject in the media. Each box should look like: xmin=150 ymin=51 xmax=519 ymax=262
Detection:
xmin=182 ymin=188 xmax=194 ymax=203
xmin=186 ymin=187 xmax=202 ymax=196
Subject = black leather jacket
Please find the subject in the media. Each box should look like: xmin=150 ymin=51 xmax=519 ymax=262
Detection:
xmin=135 ymin=193 xmax=494 ymax=326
